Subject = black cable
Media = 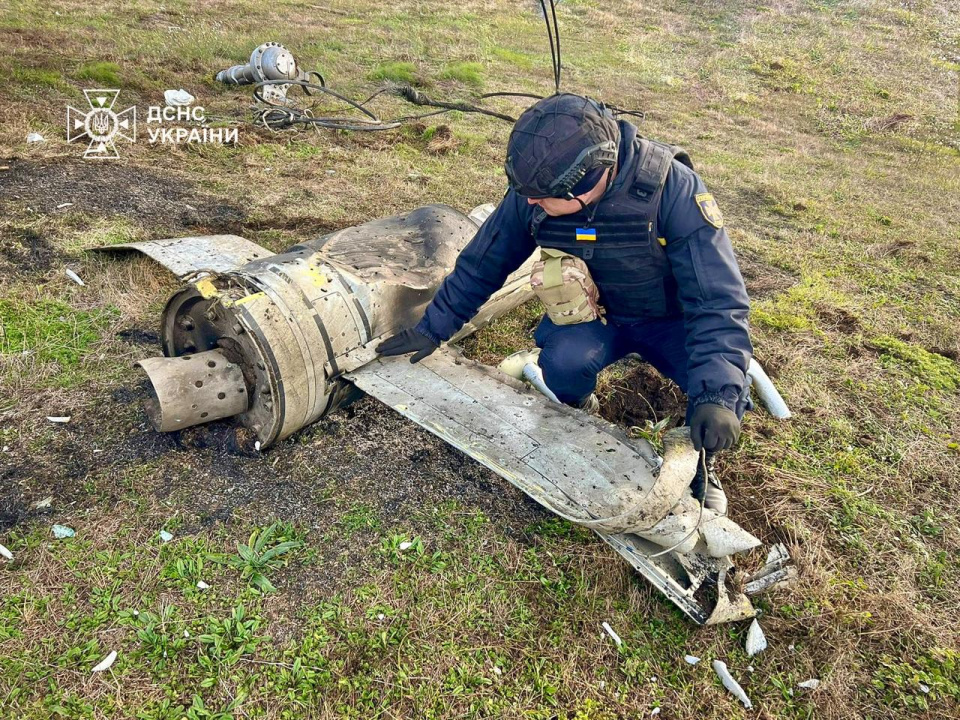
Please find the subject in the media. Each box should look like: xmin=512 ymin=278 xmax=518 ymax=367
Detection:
xmin=549 ymin=0 xmax=562 ymax=92
xmin=539 ymin=0 xmax=560 ymax=94
xmin=387 ymin=85 xmax=516 ymax=123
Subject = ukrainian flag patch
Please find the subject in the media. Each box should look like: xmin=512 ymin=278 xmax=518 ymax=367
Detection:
xmin=576 ymin=227 xmax=597 ymax=242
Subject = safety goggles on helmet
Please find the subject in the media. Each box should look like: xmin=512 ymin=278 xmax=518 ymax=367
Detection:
xmin=506 ymin=138 xmax=618 ymax=200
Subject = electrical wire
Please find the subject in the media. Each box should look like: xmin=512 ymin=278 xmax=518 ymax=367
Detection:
xmin=245 ymin=0 xmax=645 ymax=133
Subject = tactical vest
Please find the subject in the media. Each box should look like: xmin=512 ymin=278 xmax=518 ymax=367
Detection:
xmin=531 ymin=138 xmax=694 ymax=324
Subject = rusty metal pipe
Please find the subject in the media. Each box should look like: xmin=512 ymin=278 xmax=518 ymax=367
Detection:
xmin=136 ymin=349 xmax=249 ymax=432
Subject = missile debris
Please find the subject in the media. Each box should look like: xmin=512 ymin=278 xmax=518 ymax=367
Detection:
xmin=91 ymin=650 xmax=117 ymax=673
xmin=65 ymin=268 xmax=84 ymax=286
xmin=798 ymin=679 xmax=821 ymax=690
xmin=712 ymin=660 xmax=752 ymax=709
xmin=745 ymin=619 xmax=767 ymax=657
xmin=684 ymin=654 xmax=701 ymax=665
xmin=0 ymin=543 xmax=13 ymax=561
xmin=94 ymin=202 xmax=782 ymax=625
xmin=601 ymin=622 xmax=623 ymax=647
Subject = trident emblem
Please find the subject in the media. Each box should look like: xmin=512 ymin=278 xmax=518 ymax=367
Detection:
xmin=67 ymin=89 xmax=136 ymax=159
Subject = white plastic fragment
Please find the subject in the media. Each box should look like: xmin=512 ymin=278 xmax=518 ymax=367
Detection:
xmin=164 ymin=88 xmax=195 ymax=106
xmin=184 ymin=630 xmax=190 ymax=638
xmin=65 ymin=268 xmax=85 ymax=286
xmin=132 ymin=609 xmax=139 ymax=616
xmin=52 ymin=524 xmax=75 ymax=539
xmin=601 ymin=622 xmax=623 ymax=647
xmin=35 ymin=496 xmax=53 ymax=509
xmin=91 ymin=650 xmax=117 ymax=672
xmin=0 ymin=543 xmax=13 ymax=561
xmin=919 ymin=683 xmax=930 ymax=694
xmin=159 ymin=530 xmax=174 ymax=543
xmin=254 ymin=441 xmax=261 ymax=452
xmin=196 ymin=580 xmax=210 ymax=590
xmin=746 ymin=619 xmax=768 ymax=657
xmin=684 ymin=654 xmax=701 ymax=665
xmin=377 ymin=613 xmax=385 ymax=621
xmin=47 ymin=416 xmax=71 ymax=423
xmin=712 ymin=660 xmax=753 ymax=709
xmin=57 ymin=202 xmax=74 ymax=210
xmin=27 ymin=132 xmax=45 ymax=143
xmin=398 ymin=541 xmax=413 ymax=551
xmin=798 ymin=679 xmax=820 ymax=690
xmin=651 ymin=709 xmax=661 ymax=716
xmin=493 ymin=666 xmax=502 ymax=675
xmin=747 ymin=358 xmax=792 ymax=419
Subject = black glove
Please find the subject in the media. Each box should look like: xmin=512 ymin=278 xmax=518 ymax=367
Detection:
xmin=689 ymin=403 xmax=740 ymax=452
xmin=375 ymin=328 xmax=439 ymax=363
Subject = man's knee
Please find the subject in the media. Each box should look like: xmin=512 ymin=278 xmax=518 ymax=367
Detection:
xmin=537 ymin=342 xmax=607 ymax=405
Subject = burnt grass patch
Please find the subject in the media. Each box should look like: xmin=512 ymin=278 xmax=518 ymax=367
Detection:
xmin=0 ymin=157 xmax=246 ymax=231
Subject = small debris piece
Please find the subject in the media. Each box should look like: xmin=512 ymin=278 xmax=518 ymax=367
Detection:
xmin=132 ymin=609 xmax=139 ymax=616
xmin=35 ymin=496 xmax=53 ymax=509
xmin=65 ymin=269 xmax=85 ymax=286
xmin=601 ymin=622 xmax=623 ymax=647
xmin=398 ymin=541 xmax=413 ymax=551
xmin=56 ymin=202 xmax=74 ymax=210
xmin=788 ymin=644 xmax=796 ymax=652
xmin=712 ymin=660 xmax=753 ymax=709
xmin=0 ymin=543 xmax=13 ymax=561
xmin=52 ymin=524 xmax=76 ymax=539
xmin=164 ymin=88 xmax=195 ymax=106
xmin=196 ymin=580 xmax=210 ymax=590
xmin=47 ymin=416 xmax=71 ymax=423
xmin=159 ymin=530 xmax=174 ymax=543
xmin=919 ymin=683 xmax=930 ymax=694
xmin=377 ymin=613 xmax=385 ymax=620
xmin=745 ymin=565 xmax=798 ymax=595
xmin=651 ymin=709 xmax=661 ymax=716
xmin=184 ymin=630 xmax=190 ymax=638
xmin=798 ymin=679 xmax=820 ymax=690
xmin=745 ymin=619 xmax=768 ymax=657
xmin=493 ymin=666 xmax=502 ymax=675
xmin=255 ymin=441 xmax=261 ymax=452
xmin=684 ymin=654 xmax=701 ymax=665
xmin=91 ymin=650 xmax=117 ymax=672
xmin=27 ymin=132 xmax=45 ymax=143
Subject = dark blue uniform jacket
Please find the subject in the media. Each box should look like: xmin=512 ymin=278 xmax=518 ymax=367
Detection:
xmin=415 ymin=121 xmax=753 ymax=412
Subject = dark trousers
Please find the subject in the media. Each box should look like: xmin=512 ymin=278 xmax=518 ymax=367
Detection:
xmin=533 ymin=315 xmax=750 ymax=423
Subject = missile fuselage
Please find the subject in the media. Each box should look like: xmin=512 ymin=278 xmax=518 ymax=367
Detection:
xmin=137 ymin=204 xmax=534 ymax=446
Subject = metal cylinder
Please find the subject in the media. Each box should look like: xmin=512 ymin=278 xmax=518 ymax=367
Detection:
xmin=136 ymin=349 xmax=249 ymax=432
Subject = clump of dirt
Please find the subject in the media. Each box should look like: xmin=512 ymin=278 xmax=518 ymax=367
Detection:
xmin=737 ymin=248 xmax=798 ymax=299
xmin=814 ymin=303 xmax=860 ymax=333
xmin=0 ymin=158 xmax=246 ymax=231
xmin=116 ymin=328 xmax=161 ymax=345
xmin=0 ymin=226 xmax=58 ymax=274
xmin=598 ymin=359 xmax=687 ymax=428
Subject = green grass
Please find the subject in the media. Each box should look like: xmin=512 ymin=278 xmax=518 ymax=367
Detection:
xmin=74 ymin=61 xmax=122 ymax=86
xmin=368 ymin=60 xmax=418 ymax=84
xmin=440 ymin=61 xmax=485 ymax=86
xmin=0 ymin=298 xmax=117 ymax=367
xmin=0 ymin=0 xmax=958 ymax=717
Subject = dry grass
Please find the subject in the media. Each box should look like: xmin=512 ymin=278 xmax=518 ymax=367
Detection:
xmin=1 ymin=0 xmax=959 ymax=718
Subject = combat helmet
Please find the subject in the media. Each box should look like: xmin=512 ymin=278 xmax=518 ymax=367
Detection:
xmin=504 ymin=93 xmax=620 ymax=199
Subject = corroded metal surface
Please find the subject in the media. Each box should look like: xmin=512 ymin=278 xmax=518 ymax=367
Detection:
xmin=95 ymin=235 xmax=272 ymax=277
xmin=345 ymin=347 xmax=760 ymax=625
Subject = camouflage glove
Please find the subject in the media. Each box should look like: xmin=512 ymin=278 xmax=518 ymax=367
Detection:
xmin=375 ymin=328 xmax=438 ymax=364
xmin=689 ymin=403 xmax=740 ymax=452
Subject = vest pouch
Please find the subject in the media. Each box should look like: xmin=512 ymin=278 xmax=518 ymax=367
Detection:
xmin=530 ymin=248 xmax=606 ymax=326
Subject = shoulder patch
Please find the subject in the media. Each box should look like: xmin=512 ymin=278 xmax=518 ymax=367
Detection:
xmin=695 ymin=192 xmax=724 ymax=229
